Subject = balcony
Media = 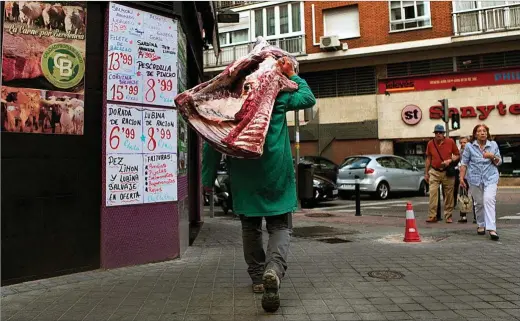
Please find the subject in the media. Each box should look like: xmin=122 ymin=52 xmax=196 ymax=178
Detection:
xmin=215 ymin=1 xmax=263 ymax=10
xmin=453 ymin=4 xmax=520 ymax=36
xmin=204 ymin=36 xmax=305 ymax=68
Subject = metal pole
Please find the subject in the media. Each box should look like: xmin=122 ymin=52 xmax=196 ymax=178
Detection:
xmin=436 ymin=185 xmax=442 ymax=221
xmin=295 ymin=111 xmax=301 ymax=209
xmin=209 ymin=188 xmax=215 ymax=218
xmin=355 ymin=176 xmax=361 ymax=216
xmin=444 ymin=99 xmax=450 ymax=138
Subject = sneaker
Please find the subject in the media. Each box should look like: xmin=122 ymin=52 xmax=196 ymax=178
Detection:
xmin=426 ymin=218 xmax=438 ymax=223
xmin=458 ymin=216 xmax=467 ymax=223
xmin=261 ymin=269 xmax=280 ymax=312
xmin=252 ymin=284 xmax=264 ymax=293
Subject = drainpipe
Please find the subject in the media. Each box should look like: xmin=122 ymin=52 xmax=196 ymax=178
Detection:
xmin=311 ymin=4 xmax=320 ymax=46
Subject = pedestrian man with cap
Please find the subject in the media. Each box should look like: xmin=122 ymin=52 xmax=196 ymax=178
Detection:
xmin=424 ymin=124 xmax=460 ymax=223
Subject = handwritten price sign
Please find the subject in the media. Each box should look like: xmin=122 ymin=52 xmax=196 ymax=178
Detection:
xmin=143 ymin=77 xmax=175 ymax=105
xmin=107 ymin=74 xmax=141 ymax=103
xmin=143 ymin=109 xmax=177 ymax=154
xmin=108 ymin=52 xmax=134 ymax=74
xmin=106 ymin=104 xmax=143 ymax=153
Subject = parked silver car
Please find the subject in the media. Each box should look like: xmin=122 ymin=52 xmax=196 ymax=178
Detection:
xmin=336 ymin=154 xmax=428 ymax=200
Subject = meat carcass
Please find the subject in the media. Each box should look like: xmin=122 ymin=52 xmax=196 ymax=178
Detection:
xmin=174 ymin=37 xmax=299 ymax=159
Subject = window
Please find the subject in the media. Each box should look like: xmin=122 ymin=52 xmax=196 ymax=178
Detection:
xmin=230 ymin=29 xmax=248 ymax=43
xmin=377 ymin=157 xmax=397 ymax=168
xmin=266 ymin=7 xmax=275 ymax=36
xmin=292 ymin=3 xmax=301 ymax=32
xmin=218 ymin=29 xmax=249 ymax=46
xmin=387 ymin=58 xmax=454 ymax=78
xmin=394 ymin=157 xmax=414 ymax=170
xmin=301 ymin=66 xmax=377 ymax=98
xmin=457 ymin=50 xmax=520 ymax=71
xmin=323 ymin=6 xmax=360 ymax=39
xmin=340 ymin=157 xmax=370 ymax=169
xmin=280 ymin=5 xmax=289 ymax=34
xmin=219 ymin=33 xmax=227 ymax=45
xmin=255 ymin=9 xmax=263 ymax=37
xmin=390 ymin=1 xmax=431 ymax=31
xmin=253 ymin=3 xmax=303 ymax=38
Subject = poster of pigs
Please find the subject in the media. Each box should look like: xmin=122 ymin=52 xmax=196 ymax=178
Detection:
xmin=1 ymin=1 xmax=87 ymax=135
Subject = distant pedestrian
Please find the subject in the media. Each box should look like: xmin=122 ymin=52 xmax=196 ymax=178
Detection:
xmin=424 ymin=124 xmax=460 ymax=223
xmin=456 ymin=136 xmax=476 ymax=223
xmin=459 ymin=124 xmax=502 ymax=241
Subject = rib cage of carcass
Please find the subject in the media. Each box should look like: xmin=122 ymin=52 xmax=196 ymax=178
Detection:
xmin=174 ymin=37 xmax=299 ymax=159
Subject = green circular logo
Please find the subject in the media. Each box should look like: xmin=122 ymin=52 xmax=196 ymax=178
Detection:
xmin=41 ymin=43 xmax=85 ymax=89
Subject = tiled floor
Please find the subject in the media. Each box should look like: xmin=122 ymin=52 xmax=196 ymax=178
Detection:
xmin=2 ymin=216 xmax=520 ymax=321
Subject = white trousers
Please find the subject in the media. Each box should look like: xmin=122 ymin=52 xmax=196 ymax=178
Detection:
xmin=469 ymin=183 xmax=498 ymax=231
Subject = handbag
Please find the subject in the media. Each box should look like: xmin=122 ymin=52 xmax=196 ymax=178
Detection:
xmin=458 ymin=186 xmax=473 ymax=213
xmin=432 ymin=139 xmax=458 ymax=177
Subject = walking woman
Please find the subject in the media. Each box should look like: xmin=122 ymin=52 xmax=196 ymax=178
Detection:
xmin=459 ymin=124 xmax=502 ymax=240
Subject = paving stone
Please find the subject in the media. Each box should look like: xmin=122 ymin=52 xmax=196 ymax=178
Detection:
xmin=2 ymin=216 xmax=520 ymax=321
xmin=332 ymin=313 xmax=362 ymax=321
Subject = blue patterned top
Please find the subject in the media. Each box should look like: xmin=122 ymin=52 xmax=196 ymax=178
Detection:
xmin=461 ymin=140 xmax=502 ymax=187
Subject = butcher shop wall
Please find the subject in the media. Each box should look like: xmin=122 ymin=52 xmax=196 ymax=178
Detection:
xmin=1 ymin=0 xmax=218 ymax=285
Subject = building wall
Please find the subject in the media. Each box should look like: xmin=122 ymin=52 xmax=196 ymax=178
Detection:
xmin=322 ymin=139 xmax=381 ymax=165
xmin=378 ymin=84 xmax=520 ymax=139
xmin=304 ymin=1 xmax=453 ymax=55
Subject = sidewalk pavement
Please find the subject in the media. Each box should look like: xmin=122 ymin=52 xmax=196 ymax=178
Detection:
xmin=2 ymin=214 xmax=520 ymax=321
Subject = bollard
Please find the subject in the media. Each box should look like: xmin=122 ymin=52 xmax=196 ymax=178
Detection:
xmin=209 ymin=188 xmax=215 ymax=218
xmin=436 ymin=185 xmax=442 ymax=221
xmin=355 ymin=176 xmax=361 ymax=216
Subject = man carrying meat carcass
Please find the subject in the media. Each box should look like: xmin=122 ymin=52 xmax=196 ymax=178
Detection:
xmin=202 ymin=57 xmax=316 ymax=313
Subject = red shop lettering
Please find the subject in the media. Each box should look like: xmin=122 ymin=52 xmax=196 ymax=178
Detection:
xmin=429 ymin=102 xmax=520 ymax=120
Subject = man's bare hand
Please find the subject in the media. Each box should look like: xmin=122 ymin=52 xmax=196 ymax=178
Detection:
xmin=278 ymin=57 xmax=296 ymax=78
xmin=424 ymin=173 xmax=430 ymax=183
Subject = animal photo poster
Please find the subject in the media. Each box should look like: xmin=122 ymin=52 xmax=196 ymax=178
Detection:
xmin=1 ymin=1 xmax=87 ymax=135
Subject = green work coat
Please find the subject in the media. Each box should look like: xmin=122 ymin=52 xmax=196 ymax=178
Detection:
xmin=202 ymin=75 xmax=316 ymax=217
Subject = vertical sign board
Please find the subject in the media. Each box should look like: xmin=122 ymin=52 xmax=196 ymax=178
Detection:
xmin=1 ymin=1 xmax=87 ymax=135
xmin=106 ymin=2 xmax=178 ymax=106
xmin=177 ymin=23 xmax=188 ymax=176
xmin=105 ymin=3 xmax=178 ymax=207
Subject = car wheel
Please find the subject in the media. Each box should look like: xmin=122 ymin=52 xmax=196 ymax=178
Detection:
xmin=375 ymin=182 xmax=389 ymax=200
xmin=417 ymin=181 xmax=428 ymax=196
xmin=339 ymin=191 xmax=352 ymax=200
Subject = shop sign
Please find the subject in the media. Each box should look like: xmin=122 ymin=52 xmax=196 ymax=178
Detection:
xmin=105 ymin=2 xmax=180 ymax=207
xmin=401 ymin=104 xmax=422 ymax=125
xmin=1 ymin=1 xmax=87 ymax=135
xmin=429 ymin=102 xmax=520 ymax=120
xmin=106 ymin=2 xmax=178 ymax=106
xmin=379 ymin=68 xmax=520 ymax=94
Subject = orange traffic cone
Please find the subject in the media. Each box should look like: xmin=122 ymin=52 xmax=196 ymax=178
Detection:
xmin=404 ymin=202 xmax=421 ymax=242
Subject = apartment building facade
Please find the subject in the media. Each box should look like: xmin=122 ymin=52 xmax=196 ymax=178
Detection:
xmin=205 ymin=1 xmax=520 ymax=180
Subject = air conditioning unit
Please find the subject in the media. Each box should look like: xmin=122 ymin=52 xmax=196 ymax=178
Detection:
xmin=320 ymin=35 xmax=341 ymax=51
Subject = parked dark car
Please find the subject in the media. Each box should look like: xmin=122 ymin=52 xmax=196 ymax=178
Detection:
xmin=295 ymin=156 xmax=339 ymax=207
